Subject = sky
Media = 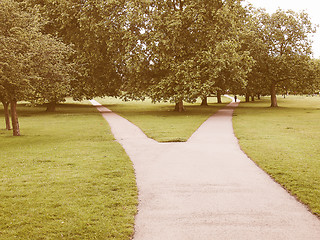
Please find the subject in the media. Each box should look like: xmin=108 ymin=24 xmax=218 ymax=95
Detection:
xmin=245 ymin=0 xmax=320 ymax=58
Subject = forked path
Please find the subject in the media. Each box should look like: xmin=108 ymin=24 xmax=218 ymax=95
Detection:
xmin=90 ymin=100 xmax=320 ymax=240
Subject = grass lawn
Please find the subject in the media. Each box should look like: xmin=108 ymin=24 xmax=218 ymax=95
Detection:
xmin=95 ymin=97 xmax=230 ymax=142
xmin=233 ymin=95 xmax=320 ymax=217
xmin=0 ymin=103 xmax=137 ymax=239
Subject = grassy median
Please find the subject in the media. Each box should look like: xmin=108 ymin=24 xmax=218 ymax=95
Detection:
xmin=0 ymin=103 xmax=137 ymax=239
xmin=95 ymin=97 xmax=230 ymax=142
xmin=233 ymin=96 xmax=320 ymax=217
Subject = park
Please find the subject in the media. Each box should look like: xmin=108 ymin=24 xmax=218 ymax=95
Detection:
xmin=1 ymin=0 xmax=320 ymax=239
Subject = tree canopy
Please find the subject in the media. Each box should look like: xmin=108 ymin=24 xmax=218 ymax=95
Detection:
xmin=121 ymin=0 xmax=254 ymax=111
xmin=247 ymin=8 xmax=316 ymax=106
xmin=1 ymin=0 xmax=319 ymax=135
xmin=30 ymin=0 xmax=136 ymax=99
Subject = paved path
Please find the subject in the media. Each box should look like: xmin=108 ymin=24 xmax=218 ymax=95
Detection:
xmin=90 ymin=100 xmax=320 ymax=240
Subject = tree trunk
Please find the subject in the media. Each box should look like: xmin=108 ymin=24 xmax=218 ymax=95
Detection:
xmin=175 ymin=102 xmax=179 ymax=111
xmin=2 ymin=101 xmax=11 ymax=130
xmin=46 ymin=101 xmax=56 ymax=112
xmin=270 ymin=84 xmax=278 ymax=107
xmin=251 ymin=95 xmax=255 ymax=102
xmin=217 ymin=91 xmax=222 ymax=103
xmin=201 ymin=97 xmax=208 ymax=106
xmin=175 ymin=100 xmax=185 ymax=112
xmin=10 ymin=99 xmax=20 ymax=136
xmin=245 ymin=93 xmax=250 ymax=102
xmin=257 ymin=94 xmax=261 ymax=100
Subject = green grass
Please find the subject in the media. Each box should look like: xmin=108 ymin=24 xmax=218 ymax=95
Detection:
xmin=233 ymin=95 xmax=320 ymax=217
xmin=0 ymin=103 xmax=137 ymax=239
xmin=95 ymin=97 xmax=230 ymax=142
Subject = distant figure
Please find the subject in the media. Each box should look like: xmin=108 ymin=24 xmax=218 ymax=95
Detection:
xmin=234 ymin=95 xmax=237 ymax=102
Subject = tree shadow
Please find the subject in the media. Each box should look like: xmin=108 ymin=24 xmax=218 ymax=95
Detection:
xmin=102 ymin=103 xmax=227 ymax=118
xmin=13 ymin=103 xmax=97 ymax=118
xmin=235 ymin=100 xmax=318 ymax=113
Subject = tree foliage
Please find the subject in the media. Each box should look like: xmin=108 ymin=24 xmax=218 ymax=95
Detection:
xmin=30 ymin=0 xmax=137 ymax=99
xmin=248 ymin=8 xmax=316 ymax=107
xmin=0 ymin=0 xmax=74 ymax=135
xmin=1 ymin=0 xmax=319 ymax=136
xmin=121 ymin=0 xmax=253 ymax=111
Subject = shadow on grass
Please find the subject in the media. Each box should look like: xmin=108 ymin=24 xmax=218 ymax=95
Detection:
xmin=14 ymin=103 xmax=97 ymax=118
xmin=237 ymin=104 xmax=316 ymax=112
xmin=236 ymin=99 xmax=318 ymax=112
xmin=159 ymin=138 xmax=186 ymax=143
xmin=104 ymin=103 xmax=227 ymax=118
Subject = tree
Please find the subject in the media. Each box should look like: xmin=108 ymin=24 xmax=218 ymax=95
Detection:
xmin=254 ymin=9 xmax=316 ymax=107
xmin=0 ymin=0 xmax=36 ymax=136
xmin=210 ymin=39 xmax=253 ymax=102
xmin=239 ymin=7 xmax=270 ymax=102
xmin=27 ymin=33 xmax=75 ymax=112
xmin=289 ymin=57 xmax=320 ymax=95
xmin=122 ymin=0 xmax=252 ymax=111
xmin=30 ymin=0 xmax=134 ymax=101
xmin=0 ymin=0 xmax=75 ymax=135
xmin=310 ymin=59 xmax=320 ymax=94
xmin=0 ymin=87 xmax=11 ymax=130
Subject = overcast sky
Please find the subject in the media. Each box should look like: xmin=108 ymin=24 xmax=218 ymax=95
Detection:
xmin=245 ymin=0 xmax=320 ymax=58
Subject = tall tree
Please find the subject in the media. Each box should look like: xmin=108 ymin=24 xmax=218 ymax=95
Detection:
xmin=30 ymin=0 xmax=134 ymax=100
xmin=122 ymin=0 xmax=252 ymax=111
xmin=0 ymin=0 xmax=75 ymax=135
xmin=254 ymin=9 xmax=316 ymax=107
xmin=239 ymin=7 xmax=269 ymax=102
xmin=0 ymin=0 xmax=36 ymax=135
